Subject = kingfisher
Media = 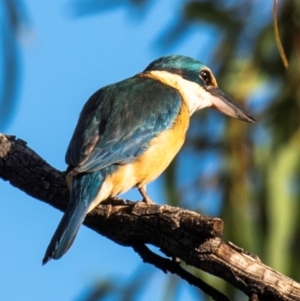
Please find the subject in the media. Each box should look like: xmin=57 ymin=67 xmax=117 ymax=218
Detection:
xmin=43 ymin=55 xmax=255 ymax=264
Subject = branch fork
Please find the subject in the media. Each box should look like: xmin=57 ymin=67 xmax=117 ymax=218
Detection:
xmin=1 ymin=133 xmax=300 ymax=301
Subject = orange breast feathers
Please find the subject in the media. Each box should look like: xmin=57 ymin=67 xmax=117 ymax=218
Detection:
xmin=106 ymin=100 xmax=190 ymax=197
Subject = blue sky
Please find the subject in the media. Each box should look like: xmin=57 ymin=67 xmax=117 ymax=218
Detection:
xmin=0 ymin=1 xmax=217 ymax=300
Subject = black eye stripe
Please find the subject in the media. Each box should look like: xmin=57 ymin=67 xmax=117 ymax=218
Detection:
xmin=200 ymin=70 xmax=211 ymax=85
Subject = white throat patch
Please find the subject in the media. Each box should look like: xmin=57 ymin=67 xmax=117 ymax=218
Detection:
xmin=146 ymin=70 xmax=214 ymax=115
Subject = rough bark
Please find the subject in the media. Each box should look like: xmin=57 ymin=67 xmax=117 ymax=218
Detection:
xmin=1 ymin=133 xmax=300 ymax=301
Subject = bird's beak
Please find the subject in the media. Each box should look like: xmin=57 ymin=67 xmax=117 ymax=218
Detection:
xmin=208 ymin=86 xmax=256 ymax=123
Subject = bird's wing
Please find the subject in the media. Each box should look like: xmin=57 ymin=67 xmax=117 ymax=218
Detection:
xmin=66 ymin=76 xmax=183 ymax=173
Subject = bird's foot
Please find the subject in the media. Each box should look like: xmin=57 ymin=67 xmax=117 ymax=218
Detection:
xmin=138 ymin=186 xmax=155 ymax=205
xmin=142 ymin=195 xmax=155 ymax=205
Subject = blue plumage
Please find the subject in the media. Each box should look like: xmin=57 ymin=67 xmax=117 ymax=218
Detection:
xmin=144 ymin=55 xmax=205 ymax=83
xmin=43 ymin=55 xmax=255 ymax=264
xmin=66 ymin=77 xmax=182 ymax=173
xmin=43 ymin=171 xmax=105 ymax=263
xmin=43 ymin=76 xmax=182 ymax=264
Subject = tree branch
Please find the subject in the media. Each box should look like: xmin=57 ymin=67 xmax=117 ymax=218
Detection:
xmin=132 ymin=243 xmax=230 ymax=301
xmin=1 ymin=133 xmax=300 ymax=301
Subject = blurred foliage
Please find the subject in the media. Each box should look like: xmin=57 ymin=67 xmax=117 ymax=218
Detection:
xmin=169 ymin=0 xmax=300 ymax=299
xmin=0 ymin=0 xmax=29 ymax=130
xmin=173 ymin=0 xmax=300 ymax=298
xmin=2 ymin=0 xmax=300 ymax=300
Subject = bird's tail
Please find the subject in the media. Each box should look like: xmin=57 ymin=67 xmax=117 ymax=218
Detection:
xmin=42 ymin=171 xmax=104 ymax=265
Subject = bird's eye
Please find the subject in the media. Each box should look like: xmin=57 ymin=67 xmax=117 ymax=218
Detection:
xmin=200 ymin=70 xmax=211 ymax=85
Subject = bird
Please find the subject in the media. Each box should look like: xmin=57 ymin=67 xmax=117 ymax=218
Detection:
xmin=42 ymin=54 xmax=255 ymax=264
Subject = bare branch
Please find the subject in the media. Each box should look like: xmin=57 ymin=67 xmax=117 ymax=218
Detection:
xmin=1 ymin=133 xmax=300 ymax=301
xmin=132 ymin=243 xmax=230 ymax=301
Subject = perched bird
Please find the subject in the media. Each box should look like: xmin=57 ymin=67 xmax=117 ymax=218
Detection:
xmin=43 ymin=55 xmax=255 ymax=264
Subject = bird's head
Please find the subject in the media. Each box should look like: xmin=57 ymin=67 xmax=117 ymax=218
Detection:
xmin=144 ymin=55 xmax=256 ymax=123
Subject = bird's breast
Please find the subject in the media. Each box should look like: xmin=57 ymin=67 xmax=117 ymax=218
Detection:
xmin=105 ymin=101 xmax=190 ymax=196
